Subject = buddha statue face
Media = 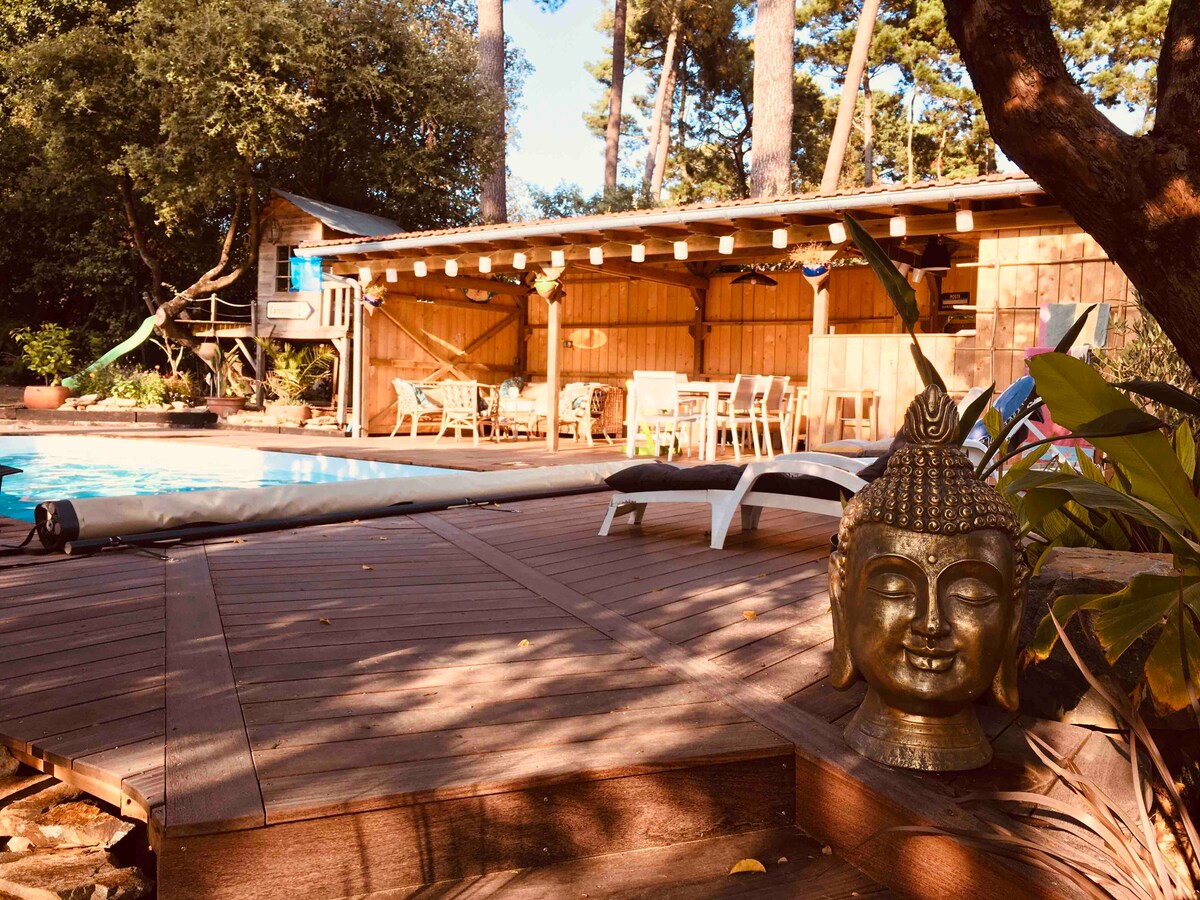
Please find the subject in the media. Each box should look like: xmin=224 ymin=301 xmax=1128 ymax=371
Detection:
xmin=828 ymin=385 xmax=1026 ymax=771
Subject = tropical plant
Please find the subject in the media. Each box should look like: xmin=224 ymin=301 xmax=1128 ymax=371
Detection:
xmin=259 ymin=340 xmax=334 ymax=405
xmin=10 ymin=323 xmax=74 ymax=385
xmin=70 ymin=364 xmax=199 ymax=405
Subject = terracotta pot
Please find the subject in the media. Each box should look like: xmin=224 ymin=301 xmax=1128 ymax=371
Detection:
xmin=205 ymin=396 xmax=247 ymax=417
xmin=267 ymin=402 xmax=311 ymax=423
xmin=24 ymin=385 xmax=72 ymax=410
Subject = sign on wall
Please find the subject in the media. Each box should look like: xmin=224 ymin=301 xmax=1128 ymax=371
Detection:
xmin=267 ymin=300 xmax=314 ymax=320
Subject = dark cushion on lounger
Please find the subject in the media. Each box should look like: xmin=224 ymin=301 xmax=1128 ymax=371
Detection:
xmin=605 ymin=462 xmax=743 ymax=493
xmin=856 ymin=429 xmax=906 ymax=482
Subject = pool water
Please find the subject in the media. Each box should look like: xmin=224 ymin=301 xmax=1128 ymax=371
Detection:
xmin=0 ymin=436 xmax=451 ymax=522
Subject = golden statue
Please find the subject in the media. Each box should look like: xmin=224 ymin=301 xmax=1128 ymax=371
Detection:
xmin=829 ymin=385 xmax=1027 ymax=771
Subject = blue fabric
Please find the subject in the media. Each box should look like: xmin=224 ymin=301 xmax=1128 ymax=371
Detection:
xmin=500 ymin=376 xmax=527 ymax=399
xmin=289 ymin=256 xmax=323 ymax=291
xmin=967 ymin=375 xmax=1035 ymax=444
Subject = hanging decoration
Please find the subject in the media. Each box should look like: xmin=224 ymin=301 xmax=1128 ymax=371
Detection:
xmin=464 ymin=288 xmax=494 ymax=304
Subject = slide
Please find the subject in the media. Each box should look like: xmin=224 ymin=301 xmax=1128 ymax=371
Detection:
xmin=63 ymin=316 xmax=157 ymax=390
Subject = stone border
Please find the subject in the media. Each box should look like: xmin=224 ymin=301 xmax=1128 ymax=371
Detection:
xmin=3 ymin=408 xmax=217 ymax=427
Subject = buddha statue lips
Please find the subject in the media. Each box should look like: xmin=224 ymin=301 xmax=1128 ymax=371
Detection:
xmin=829 ymin=385 xmax=1027 ymax=771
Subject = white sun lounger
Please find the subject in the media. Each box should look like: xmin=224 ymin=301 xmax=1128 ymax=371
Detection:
xmin=597 ymin=452 xmax=871 ymax=550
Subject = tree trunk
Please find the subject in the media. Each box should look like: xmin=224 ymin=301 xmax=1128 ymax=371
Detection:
xmin=642 ymin=10 xmax=679 ymax=198
xmin=750 ymin=0 xmax=795 ymax=197
xmin=821 ymin=0 xmax=881 ymax=194
xmin=478 ymin=0 xmax=506 ymax=224
xmin=650 ymin=60 xmax=678 ymax=202
xmin=907 ymin=88 xmax=917 ymax=183
xmin=604 ymin=0 xmax=628 ymax=194
xmin=862 ymin=73 xmax=874 ymax=186
xmin=943 ymin=0 xmax=1200 ymax=379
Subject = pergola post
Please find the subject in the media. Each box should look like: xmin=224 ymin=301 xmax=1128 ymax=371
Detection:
xmin=812 ymin=285 xmax=830 ymax=336
xmin=545 ymin=294 xmax=561 ymax=451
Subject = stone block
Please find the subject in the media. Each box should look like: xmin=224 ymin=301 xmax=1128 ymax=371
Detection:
xmin=0 ymin=848 xmax=152 ymax=900
xmin=0 ymin=783 xmax=132 ymax=850
xmin=0 ymin=747 xmax=18 ymax=777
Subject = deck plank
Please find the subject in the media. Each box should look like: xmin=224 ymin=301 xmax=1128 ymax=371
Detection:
xmin=163 ymin=543 xmax=264 ymax=836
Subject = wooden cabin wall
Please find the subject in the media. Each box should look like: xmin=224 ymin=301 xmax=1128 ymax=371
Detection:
xmin=362 ymin=278 xmax=520 ymax=433
xmin=256 ymin=213 xmax=324 ymax=340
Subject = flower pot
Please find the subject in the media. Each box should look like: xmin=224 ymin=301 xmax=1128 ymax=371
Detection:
xmin=205 ymin=396 xmax=247 ymax=417
xmin=24 ymin=385 xmax=72 ymax=410
xmin=267 ymin=402 xmax=311 ymax=423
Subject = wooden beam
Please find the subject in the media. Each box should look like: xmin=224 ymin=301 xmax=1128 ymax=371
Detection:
xmin=689 ymin=285 xmax=707 ymax=380
xmin=545 ymin=295 xmax=562 ymax=452
xmin=427 ymin=310 xmax=519 ymax=381
xmin=375 ymin=305 xmax=471 ymax=381
xmin=572 ymin=260 xmax=707 ymax=291
xmin=390 ymin=293 xmax=518 ymax=314
xmin=402 ymin=273 xmax=529 ymax=297
xmin=641 ymin=225 xmax=692 ymax=240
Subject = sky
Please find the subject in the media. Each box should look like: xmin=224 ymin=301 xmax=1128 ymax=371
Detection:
xmin=506 ymin=0 xmax=641 ymax=197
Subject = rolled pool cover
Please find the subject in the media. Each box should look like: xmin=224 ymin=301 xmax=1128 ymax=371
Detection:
xmin=35 ymin=460 xmax=639 ymax=551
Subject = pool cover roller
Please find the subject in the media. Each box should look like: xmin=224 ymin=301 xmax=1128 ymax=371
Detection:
xmin=34 ymin=460 xmax=641 ymax=550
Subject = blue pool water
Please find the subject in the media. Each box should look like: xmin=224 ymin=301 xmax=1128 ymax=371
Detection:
xmin=0 ymin=436 xmax=451 ymax=522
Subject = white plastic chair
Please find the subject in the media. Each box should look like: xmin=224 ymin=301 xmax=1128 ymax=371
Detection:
xmin=721 ymin=374 xmax=761 ymax=460
xmin=628 ymin=371 xmax=703 ymax=462
xmin=757 ymin=375 xmax=790 ymax=457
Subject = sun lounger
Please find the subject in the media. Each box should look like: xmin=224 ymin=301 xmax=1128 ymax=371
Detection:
xmin=597 ymin=452 xmax=878 ymax=550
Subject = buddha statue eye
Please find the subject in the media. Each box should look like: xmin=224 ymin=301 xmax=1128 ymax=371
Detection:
xmin=866 ymin=573 xmax=916 ymax=599
xmin=947 ymin=576 xmax=999 ymax=606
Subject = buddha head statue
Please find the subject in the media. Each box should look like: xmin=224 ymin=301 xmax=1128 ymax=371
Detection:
xmin=829 ymin=384 xmax=1027 ymax=771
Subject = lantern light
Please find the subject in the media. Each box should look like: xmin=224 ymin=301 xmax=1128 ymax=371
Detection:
xmin=512 ymin=252 xmax=527 ymax=270
xmin=718 ymin=235 xmax=735 ymax=254
xmin=889 ymin=216 xmax=907 ymax=237
xmin=828 ymin=222 xmax=848 ymax=244
xmin=631 ymin=243 xmax=646 ymax=263
xmin=772 ymin=228 xmax=788 ymax=249
xmin=445 ymin=259 xmax=459 ymax=277
xmin=673 ymin=241 xmax=689 ymax=260
xmin=955 ymin=208 xmax=975 ymax=232
xmin=478 ymin=256 xmax=492 ymax=274
xmin=551 ymin=249 xmax=566 ymax=268
xmin=413 ymin=260 xmax=428 ymax=278
xmin=589 ymin=246 xmax=604 ymax=265
xmin=385 ymin=267 xmax=398 ymax=283
xmin=358 ymin=266 xmax=372 ymax=283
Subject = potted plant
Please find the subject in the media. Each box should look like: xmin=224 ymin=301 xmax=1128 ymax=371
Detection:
xmin=10 ymin=324 xmax=75 ymax=409
xmin=197 ymin=342 xmax=248 ymax=416
xmin=259 ymin=340 xmax=334 ymax=423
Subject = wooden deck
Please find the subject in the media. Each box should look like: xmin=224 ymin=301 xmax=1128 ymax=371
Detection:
xmin=0 ymin=492 xmax=1080 ymax=899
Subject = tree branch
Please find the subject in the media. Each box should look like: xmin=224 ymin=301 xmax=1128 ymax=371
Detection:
xmin=1154 ymin=1 xmax=1200 ymax=143
xmin=194 ymin=189 xmax=246 ymax=288
xmin=117 ymin=173 xmax=168 ymax=307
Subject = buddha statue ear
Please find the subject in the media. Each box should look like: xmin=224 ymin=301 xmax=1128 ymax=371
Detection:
xmin=991 ymin=563 xmax=1028 ymax=711
xmin=828 ymin=546 xmax=860 ymax=689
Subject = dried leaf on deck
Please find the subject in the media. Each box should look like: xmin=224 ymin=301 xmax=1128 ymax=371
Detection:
xmin=728 ymin=858 xmax=766 ymax=875
xmin=742 ymin=610 xmax=758 ymax=620
xmin=517 ymin=639 xmax=530 ymax=648
xmin=318 ymin=618 xmax=332 ymax=626
xmin=362 ymin=565 xmax=374 ymax=570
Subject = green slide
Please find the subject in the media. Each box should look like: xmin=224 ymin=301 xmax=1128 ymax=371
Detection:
xmin=63 ymin=316 xmax=157 ymax=390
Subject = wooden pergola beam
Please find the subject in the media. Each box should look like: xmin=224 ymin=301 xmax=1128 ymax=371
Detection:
xmin=572 ymin=259 xmax=708 ymax=291
xmin=397 ymin=273 xmax=529 ymax=297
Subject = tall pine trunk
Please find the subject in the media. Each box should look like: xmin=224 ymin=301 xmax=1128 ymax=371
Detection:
xmin=820 ymin=0 xmax=880 ymax=193
xmin=862 ymin=73 xmax=874 ymax=186
xmin=650 ymin=60 xmax=678 ymax=201
xmin=604 ymin=0 xmax=628 ymax=194
xmin=750 ymin=0 xmax=795 ymax=197
xmin=642 ymin=10 xmax=679 ymax=198
xmin=478 ymin=0 xmax=506 ymax=223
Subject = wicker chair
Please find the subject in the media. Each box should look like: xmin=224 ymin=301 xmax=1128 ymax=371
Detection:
xmin=389 ymin=379 xmax=441 ymax=438
xmin=563 ymin=385 xmax=617 ymax=447
xmin=434 ymin=380 xmax=489 ymax=445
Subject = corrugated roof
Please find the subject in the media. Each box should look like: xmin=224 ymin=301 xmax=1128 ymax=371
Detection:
xmin=273 ymin=189 xmax=400 ymax=238
xmin=300 ymin=172 xmax=1039 ymax=252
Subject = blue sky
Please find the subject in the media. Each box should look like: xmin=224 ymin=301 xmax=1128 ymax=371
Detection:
xmin=506 ymin=0 xmax=640 ymax=197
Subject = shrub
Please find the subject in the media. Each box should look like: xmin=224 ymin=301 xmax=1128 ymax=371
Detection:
xmin=69 ymin=365 xmax=199 ymax=406
xmin=10 ymin=324 xmax=75 ymax=385
xmin=1097 ymin=306 xmax=1200 ymax=432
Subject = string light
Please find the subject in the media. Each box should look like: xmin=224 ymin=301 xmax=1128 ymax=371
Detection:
xmin=889 ymin=216 xmax=907 ymax=237
xmin=718 ymin=235 xmax=735 ymax=254
xmin=413 ymin=260 xmax=428 ymax=278
xmin=589 ymin=246 xmax=604 ymax=265
xmin=358 ymin=266 xmax=372 ymax=283
xmin=673 ymin=241 xmax=689 ymax=260
xmin=445 ymin=259 xmax=459 ymax=277
xmin=551 ymin=249 xmax=566 ymax=268
xmin=827 ymin=222 xmax=847 ymax=244
xmin=478 ymin=256 xmax=492 ymax=274
xmin=955 ymin=208 xmax=975 ymax=232
xmin=772 ymin=228 xmax=788 ymax=249
xmin=631 ymin=243 xmax=646 ymax=263
xmin=512 ymin=251 xmax=527 ymax=270
xmin=385 ymin=267 xmax=398 ymax=282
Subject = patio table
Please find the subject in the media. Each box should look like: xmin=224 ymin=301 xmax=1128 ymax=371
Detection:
xmin=624 ymin=380 xmax=734 ymax=462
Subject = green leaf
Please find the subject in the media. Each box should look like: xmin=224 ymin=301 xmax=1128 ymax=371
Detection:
xmin=1026 ymin=591 xmax=1103 ymax=662
xmin=1175 ymin=421 xmax=1197 ymax=480
xmin=1052 ymin=303 xmax=1098 ymax=354
xmin=955 ymin=384 xmax=994 ymax=445
xmin=983 ymin=406 xmax=1002 ymax=442
xmin=1086 ymin=573 xmax=1189 ymax=662
xmin=909 ymin=341 xmax=947 ymax=391
xmin=1028 ymin=353 xmax=1200 ymax=539
xmin=1117 ymin=379 xmax=1200 ymax=420
xmin=843 ymin=214 xmax=918 ymax=330
xmin=1143 ymin=601 xmax=1200 ymax=715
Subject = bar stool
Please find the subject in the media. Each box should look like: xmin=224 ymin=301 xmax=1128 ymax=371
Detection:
xmin=824 ymin=388 xmax=878 ymax=442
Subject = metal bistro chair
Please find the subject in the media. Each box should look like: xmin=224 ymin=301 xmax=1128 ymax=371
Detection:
xmin=629 ymin=371 xmax=703 ymax=462
xmin=434 ymin=380 xmax=489 ymax=445
xmin=390 ymin=378 xmax=440 ymax=439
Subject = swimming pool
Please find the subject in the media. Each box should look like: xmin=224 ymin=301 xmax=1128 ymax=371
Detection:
xmin=0 ymin=436 xmax=451 ymax=522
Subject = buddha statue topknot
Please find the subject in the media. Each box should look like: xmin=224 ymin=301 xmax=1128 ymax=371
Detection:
xmin=829 ymin=384 xmax=1027 ymax=771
